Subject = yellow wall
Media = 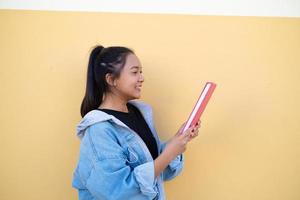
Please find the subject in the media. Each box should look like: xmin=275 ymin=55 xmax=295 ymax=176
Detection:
xmin=0 ymin=9 xmax=299 ymax=200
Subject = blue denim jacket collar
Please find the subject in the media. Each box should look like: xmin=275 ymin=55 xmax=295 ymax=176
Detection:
xmin=77 ymin=99 xmax=154 ymax=140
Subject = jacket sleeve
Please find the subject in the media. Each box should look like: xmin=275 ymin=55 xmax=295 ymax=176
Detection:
xmin=83 ymin=124 xmax=158 ymax=200
xmin=160 ymin=142 xmax=184 ymax=181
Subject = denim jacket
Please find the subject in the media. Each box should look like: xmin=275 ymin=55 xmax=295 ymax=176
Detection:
xmin=72 ymin=100 xmax=184 ymax=200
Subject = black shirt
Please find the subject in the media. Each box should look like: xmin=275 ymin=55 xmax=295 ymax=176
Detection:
xmin=97 ymin=103 xmax=158 ymax=160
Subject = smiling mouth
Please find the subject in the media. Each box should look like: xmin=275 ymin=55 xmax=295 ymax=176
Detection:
xmin=136 ymin=86 xmax=142 ymax=90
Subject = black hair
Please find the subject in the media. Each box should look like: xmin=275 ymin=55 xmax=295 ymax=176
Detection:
xmin=80 ymin=45 xmax=134 ymax=117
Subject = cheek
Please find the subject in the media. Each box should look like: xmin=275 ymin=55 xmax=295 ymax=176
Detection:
xmin=119 ymin=80 xmax=136 ymax=91
xmin=117 ymin=74 xmax=139 ymax=91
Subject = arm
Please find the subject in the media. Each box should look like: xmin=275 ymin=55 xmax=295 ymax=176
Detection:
xmin=154 ymin=146 xmax=178 ymax=178
xmin=159 ymin=120 xmax=201 ymax=181
xmin=160 ymin=142 xmax=184 ymax=181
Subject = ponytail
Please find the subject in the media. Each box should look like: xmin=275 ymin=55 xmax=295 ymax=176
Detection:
xmin=80 ymin=46 xmax=104 ymax=117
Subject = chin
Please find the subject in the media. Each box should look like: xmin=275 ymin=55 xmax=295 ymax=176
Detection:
xmin=133 ymin=94 xmax=141 ymax=99
xmin=133 ymin=93 xmax=141 ymax=99
xmin=127 ymin=94 xmax=141 ymax=101
xmin=127 ymin=89 xmax=142 ymax=100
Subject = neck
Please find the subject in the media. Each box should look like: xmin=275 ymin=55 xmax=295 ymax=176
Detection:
xmin=99 ymin=92 xmax=130 ymax=113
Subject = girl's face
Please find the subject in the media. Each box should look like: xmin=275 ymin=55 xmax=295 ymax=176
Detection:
xmin=113 ymin=53 xmax=144 ymax=100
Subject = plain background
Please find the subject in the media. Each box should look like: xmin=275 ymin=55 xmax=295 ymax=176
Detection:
xmin=0 ymin=9 xmax=299 ymax=200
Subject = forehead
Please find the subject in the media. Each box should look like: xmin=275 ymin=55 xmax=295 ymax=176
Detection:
xmin=124 ymin=53 xmax=142 ymax=69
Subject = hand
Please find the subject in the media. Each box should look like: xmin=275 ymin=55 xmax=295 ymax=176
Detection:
xmin=175 ymin=120 xmax=201 ymax=139
xmin=164 ymin=124 xmax=195 ymax=159
xmin=164 ymin=120 xmax=202 ymax=159
xmin=187 ymin=120 xmax=201 ymax=142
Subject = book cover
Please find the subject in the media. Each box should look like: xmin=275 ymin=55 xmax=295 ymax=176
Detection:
xmin=181 ymin=82 xmax=217 ymax=133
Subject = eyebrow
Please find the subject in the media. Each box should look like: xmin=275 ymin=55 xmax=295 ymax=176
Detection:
xmin=130 ymin=66 xmax=142 ymax=70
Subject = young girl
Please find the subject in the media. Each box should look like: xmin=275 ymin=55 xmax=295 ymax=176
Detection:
xmin=72 ymin=45 xmax=201 ymax=200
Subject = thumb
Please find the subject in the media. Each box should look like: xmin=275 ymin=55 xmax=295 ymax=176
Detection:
xmin=179 ymin=126 xmax=193 ymax=140
xmin=176 ymin=122 xmax=187 ymax=136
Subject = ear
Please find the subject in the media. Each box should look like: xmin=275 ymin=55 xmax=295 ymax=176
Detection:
xmin=105 ymin=73 xmax=117 ymax=87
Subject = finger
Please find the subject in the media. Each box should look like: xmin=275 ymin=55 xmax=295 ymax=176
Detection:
xmin=195 ymin=121 xmax=201 ymax=127
xmin=189 ymin=129 xmax=199 ymax=138
xmin=186 ymin=129 xmax=195 ymax=138
xmin=193 ymin=128 xmax=199 ymax=135
xmin=191 ymin=124 xmax=198 ymax=133
xmin=194 ymin=123 xmax=201 ymax=131
xmin=193 ymin=132 xmax=198 ymax=138
xmin=180 ymin=128 xmax=193 ymax=139
xmin=176 ymin=122 xmax=187 ymax=136
xmin=187 ymin=132 xmax=196 ymax=141
xmin=188 ymin=135 xmax=197 ymax=142
xmin=192 ymin=131 xmax=198 ymax=137
xmin=189 ymin=135 xmax=197 ymax=141
xmin=189 ymin=131 xmax=194 ymax=137
xmin=195 ymin=120 xmax=201 ymax=127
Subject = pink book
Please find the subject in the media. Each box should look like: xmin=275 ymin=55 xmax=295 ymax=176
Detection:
xmin=181 ymin=82 xmax=217 ymax=133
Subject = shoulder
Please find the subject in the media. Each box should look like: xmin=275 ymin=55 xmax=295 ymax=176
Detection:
xmin=81 ymin=121 xmax=128 ymax=161
xmin=85 ymin=121 xmax=121 ymax=143
xmin=89 ymin=120 xmax=114 ymax=131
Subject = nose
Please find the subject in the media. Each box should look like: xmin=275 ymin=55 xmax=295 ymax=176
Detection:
xmin=139 ymin=73 xmax=145 ymax=82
